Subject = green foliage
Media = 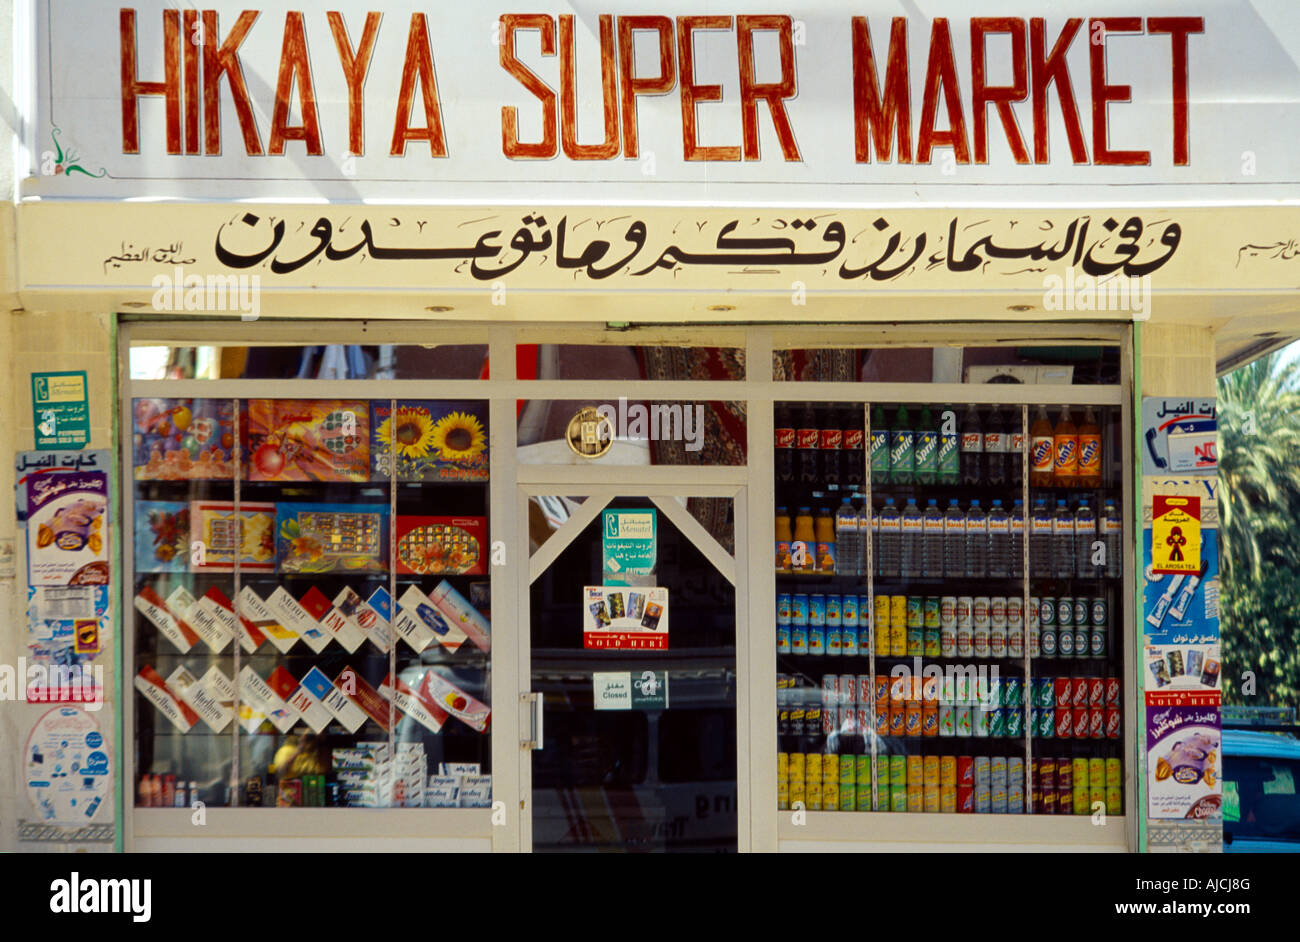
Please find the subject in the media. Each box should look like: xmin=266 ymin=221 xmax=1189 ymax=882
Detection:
xmin=1216 ymin=350 xmax=1300 ymax=707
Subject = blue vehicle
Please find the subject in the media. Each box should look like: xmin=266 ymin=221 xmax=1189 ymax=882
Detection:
xmin=1222 ymin=726 xmax=1300 ymax=852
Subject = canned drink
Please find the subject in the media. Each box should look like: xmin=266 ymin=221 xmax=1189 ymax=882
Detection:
xmin=1073 ymin=625 xmax=1088 ymax=661
xmin=1039 ymin=707 xmax=1057 ymax=739
xmin=906 ymin=754 xmax=923 ymax=784
xmin=1071 ymin=757 xmax=1088 ymax=790
xmin=970 ymin=705 xmax=987 ymax=737
xmin=1009 ymin=788 xmax=1025 ymax=815
xmin=924 ymin=627 xmax=941 ymax=657
xmin=941 ymin=623 xmax=957 ymax=657
xmin=889 ymin=705 xmax=906 ymax=736
xmin=788 ymin=751 xmax=805 ymax=777
xmin=924 ymin=596 xmax=940 ymax=627
xmin=822 ymin=675 xmax=840 ymax=704
xmin=841 ymin=625 xmax=859 ymax=656
xmin=941 ymin=596 xmax=957 ymax=623
xmin=1091 ymin=596 xmax=1107 ymax=628
xmin=906 ymin=627 xmax=923 ymax=656
xmin=806 ymin=702 xmax=822 ymax=734
xmin=827 ymin=627 xmax=843 ymax=657
xmin=1072 ymin=707 xmax=1089 ymax=739
xmin=957 ymin=623 xmax=974 ymax=657
xmin=973 ymin=755 xmax=991 ymax=786
xmin=777 ymin=779 xmax=790 ymax=810
xmin=1041 ymin=624 xmax=1057 ymax=658
xmin=1105 ymin=708 xmax=1122 ymax=739
xmin=990 ymin=622 xmax=1007 ymax=658
xmin=1073 ymin=598 xmax=1087 ymax=631
xmin=988 ymin=706 xmax=1006 ymax=737
xmin=923 ymin=755 xmax=940 ymax=786
xmin=990 ymin=595 xmax=1007 ymax=621
xmin=1042 ymin=788 xmax=1058 ymax=815
xmin=857 ymin=705 xmax=873 ymax=736
xmin=1073 ymin=786 xmax=1090 ymax=815
xmin=973 ymin=622 xmax=990 ymax=658
xmin=1086 ymin=758 xmax=1104 ymax=789
xmin=1004 ymin=707 xmax=1023 ymax=738
xmin=1030 ymin=706 xmax=1043 ymax=738
xmin=939 ymin=704 xmax=956 ymax=736
xmin=826 ymin=594 xmax=842 ymax=627
xmin=973 ymin=596 xmax=991 ymax=624
xmin=1087 ymin=677 xmax=1104 ymax=707
xmin=1008 ymin=756 xmax=1024 ymax=785
xmin=822 ymin=704 xmax=839 ymax=736
xmin=940 ymin=786 xmax=957 ymax=813
xmin=1034 ymin=677 xmax=1054 ymax=708
xmin=859 ymin=595 xmax=872 ymax=637
xmin=1056 ymin=757 xmax=1073 ymax=790
xmin=906 ymin=596 xmax=923 ymax=628
xmin=887 ymin=785 xmax=905 ymax=813
xmin=923 ymin=785 xmax=940 ymax=814
xmin=823 ymin=753 xmax=840 ymax=782
xmin=804 ymin=752 xmax=821 ymax=782
xmin=1057 ymin=622 xmax=1074 ymax=658
xmin=840 ymin=756 xmax=856 ymax=786
xmin=906 ymin=784 xmax=923 ymax=813
xmin=1088 ymin=783 xmax=1105 ymax=812
xmin=957 ymin=785 xmax=975 ymax=813
xmin=810 ymin=594 xmax=827 ymax=626
xmin=839 ymin=783 xmax=856 ymax=812
xmin=778 ymin=594 xmax=792 ymax=625
xmin=889 ymin=755 xmax=906 ymax=787
xmin=1008 ymin=601 xmax=1024 ymax=657
xmin=957 ymin=756 xmax=975 ymax=786
xmin=852 ymin=674 xmax=869 ymax=705
xmin=1007 ymin=595 xmax=1023 ymax=623
xmin=818 ymin=780 xmax=835 ymax=811
xmin=1038 ymin=757 xmax=1056 ymax=791
xmin=974 ymin=785 xmax=992 ymax=814
xmin=990 ymin=755 xmax=1007 ymax=782
xmin=877 ymin=594 xmax=892 ymax=628
xmin=874 ymin=707 xmax=889 ymax=736
xmin=792 ymin=594 xmax=810 ymax=625
xmin=889 ymin=622 xmax=907 ymax=657
xmin=991 ymin=788 xmax=1008 ymax=815
xmin=1056 ymin=707 xmax=1074 ymax=738
xmin=791 ymin=624 xmax=809 ymax=655
xmin=939 ymin=755 xmax=957 ymax=785
xmin=777 ymin=751 xmax=789 ymax=778
xmin=905 ymin=704 xmax=923 ymax=736
xmin=1057 ymin=596 xmax=1073 ymax=630
xmin=855 ymin=753 xmax=870 ymax=782
xmin=1054 ymin=676 xmax=1073 ymax=708
xmin=1002 ymin=677 xmax=1024 ymax=708
xmin=921 ymin=674 xmax=940 ymax=702
xmin=875 ymin=674 xmax=891 ymax=705
xmin=1105 ymin=676 xmax=1121 ymax=708
xmin=1105 ymin=787 xmax=1122 ymax=815
xmin=1106 ymin=758 xmax=1122 ymax=789
xmin=842 ymin=594 xmax=858 ymax=627
xmin=858 ymin=786 xmax=873 ymax=813
xmin=922 ymin=703 xmax=939 ymax=737
xmin=809 ymin=625 xmax=826 ymax=656
xmin=1072 ymin=676 xmax=1089 ymax=707
xmin=956 ymin=705 xmax=973 ymax=737
xmin=1089 ymin=626 xmax=1106 ymax=658
xmin=837 ymin=674 xmax=855 ymax=706
xmin=777 ymin=625 xmax=791 ymax=654
xmin=956 ymin=596 xmax=973 ymax=626
xmin=1039 ymin=596 xmax=1056 ymax=629
xmin=790 ymin=780 xmax=805 ymax=807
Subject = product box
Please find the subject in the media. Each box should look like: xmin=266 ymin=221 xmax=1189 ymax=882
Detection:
xmin=133 ymin=398 xmax=237 ymax=480
xmin=189 ymin=500 xmax=277 ymax=571
xmin=394 ymin=516 xmax=486 ymax=575
xmin=134 ymin=501 xmax=191 ymax=572
xmin=459 ymin=774 xmax=493 ymax=808
xmin=276 ymin=503 xmax=388 ymax=574
xmin=371 ymin=400 xmax=489 ymax=482
xmin=244 ymin=399 xmax=370 ymax=482
xmin=426 ymin=775 xmax=461 ymax=808
xmin=428 ymin=580 xmax=491 ymax=652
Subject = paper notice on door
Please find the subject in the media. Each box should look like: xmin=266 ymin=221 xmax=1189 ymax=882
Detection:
xmin=266 ymin=586 xmax=330 ymax=653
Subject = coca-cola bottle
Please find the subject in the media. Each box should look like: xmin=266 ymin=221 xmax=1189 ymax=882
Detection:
xmin=984 ymin=405 xmax=1006 ymax=486
xmin=820 ymin=404 xmax=842 ymax=490
xmin=1008 ymin=406 xmax=1025 ymax=486
xmin=797 ymin=403 xmax=820 ymax=485
xmin=775 ymin=405 xmax=796 ymax=484
xmin=960 ymin=404 xmax=983 ymax=486
xmin=842 ymin=405 xmax=864 ymax=489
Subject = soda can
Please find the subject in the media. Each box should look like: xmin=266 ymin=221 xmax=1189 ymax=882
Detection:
xmin=1106 ymin=758 xmax=1122 ymax=789
xmin=1039 ymin=595 xmax=1056 ymax=629
xmin=956 ymin=596 xmax=973 ymax=626
xmin=793 ymin=594 xmax=810 ymax=626
xmin=1057 ymin=623 xmax=1074 ymax=658
xmin=1008 ymin=756 xmax=1025 ymax=787
xmin=875 ymin=674 xmax=891 ymax=705
xmin=806 ymin=702 xmax=822 ymax=734
xmin=907 ymin=625 xmax=925 ymax=657
xmin=974 ymin=785 xmax=992 ymax=814
xmin=1002 ymin=677 xmax=1024 ymax=708
xmin=858 ymin=786 xmax=873 ymax=813
xmin=990 ymin=620 xmax=1007 ymax=658
xmin=906 ymin=754 xmax=923 ymax=784
xmin=777 ymin=625 xmax=791 ymax=654
xmin=841 ymin=625 xmax=859 ymax=656
xmin=889 ymin=785 xmax=907 ymax=813
xmin=1008 ymin=605 xmax=1024 ymax=658
xmin=939 ymin=704 xmax=956 ymax=737
xmin=957 ymin=622 xmax=974 ymax=658
xmin=889 ymin=705 xmax=906 ymax=736
xmin=941 ymin=596 xmax=957 ymax=624
xmin=888 ymin=755 xmax=906 ymax=787
xmin=874 ymin=707 xmax=889 ymax=737
xmin=889 ymin=622 xmax=907 ymax=657
xmin=842 ymin=594 xmax=858 ymax=628
xmin=877 ymin=594 xmax=892 ymax=630
xmin=1105 ymin=787 xmax=1122 ymax=815
xmin=905 ymin=704 xmax=923 ymax=736
xmin=971 ymin=705 xmax=989 ymax=737
xmin=1038 ymin=757 xmax=1056 ymax=791
xmin=1105 ymin=676 xmax=1121 ymax=708
xmin=1071 ymin=707 xmax=1089 ymax=739
xmin=820 ymin=780 xmax=837 ymax=811
xmin=1054 ymin=757 xmax=1072 ymax=791
xmin=809 ymin=625 xmax=826 ymax=656
xmin=924 ymin=596 xmax=940 ymax=627
xmin=1068 ymin=758 xmax=1086 ymax=791
xmin=1084 ymin=758 xmax=1103 ymax=791
xmin=823 ymin=753 xmax=840 ymax=782
xmin=1034 ymin=677 xmax=1054 ymax=708
xmin=854 ymin=753 xmax=870 ymax=782
xmin=778 ymin=594 xmax=792 ymax=625
xmin=1057 ymin=596 xmax=1073 ymax=630
xmin=941 ymin=624 xmax=957 ymax=657
xmin=973 ymin=622 xmax=990 ymax=658
xmin=957 ymin=756 xmax=975 ymax=786
xmin=804 ymin=751 xmax=821 ymax=781
xmin=921 ymin=674 xmax=940 ymax=703
xmin=923 ymin=755 xmax=940 ymax=786
xmin=922 ymin=703 xmax=939 ymax=737
xmin=827 ymin=627 xmax=843 ymax=657
xmin=956 ymin=705 xmax=973 ymax=737
xmin=957 ymin=785 xmax=975 ymax=813
xmin=1008 ymin=788 xmax=1025 ymax=815
xmin=1028 ymin=597 xmax=1041 ymax=657
xmin=836 ymin=674 xmax=854 ymax=706
xmin=987 ymin=706 xmax=1005 ymax=738
xmin=1105 ymin=708 xmax=1122 ymax=739
xmin=1056 ymin=707 xmax=1073 ymax=739
xmin=791 ymin=624 xmax=809 ymax=655
xmin=1089 ymin=626 xmax=1106 ymax=658
xmin=849 ymin=674 xmax=867 ymax=705
xmin=826 ymin=594 xmax=842 ymax=627
xmin=822 ymin=675 xmax=840 ymax=704
xmin=905 ymin=784 xmax=922 ymax=813
xmin=922 ymin=784 xmax=940 ymax=814
xmin=1073 ymin=625 xmax=1088 ymax=661
xmin=1042 ymin=788 xmax=1058 ymax=815
xmin=1086 ymin=677 xmax=1103 ymax=708
xmin=973 ymin=595 xmax=990 ymax=625
xmin=940 ymin=755 xmax=957 ymax=786
xmin=859 ymin=595 xmax=872 ymax=636
xmin=1072 ymin=676 xmax=1089 ymax=708
xmin=990 ymin=595 xmax=1007 ymax=621
xmin=973 ymin=755 xmax=991 ymax=786
xmin=923 ymin=627 xmax=941 ymax=657
xmin=1030 ymin=706 xmax=1043 ymax=738
xmin=1007 ymin=595 xmax=1023 ymax=625
xmin=777 ymin=779 xmax=790 ymax=810
xmin=1004 ymin=707 xmax=1023 ymax=738
xmin=788 ymin=751 xmax=805 ymax=778
xmin=789 ymin=780 xmax=805 ymax=807
xmin=1073 ymin=786 xmax=1089 ymax=816
xmin=1041 ymin=624 xmax=1058 ymax=658
xmin=940 ymin=786 xmax=957 ymax=813
xmin=823 ymin=704 xmax=841 ymax=736
xmin=1073 ymin=598 xmax=1087 ymax=632
xmin=1054 ymin=676 xmax=1072 ymax=708
xmin=839 ymin=783 xmax=856 ymax=812
xmin=810 ymin=594 xmax=827 ymax=627
xmin=839 ymin=756 xmax=856 ymax=787
xmin=991 ymin=788 xmax=1008 ymax=815
xmin=990 ymin=755 xmax=1007 ymax=783
xmin=858 ymin=705 xmax=873 ymax=737
xmin=1091 ymin=596 xmax=1107 ymax=628
xmin=1088 ymin=783 xmax=1105 ymax=812
xmin=906 ymin=596 xmax=923 ymax=627
xmin=1039 ymin=707 xmax=1057 ymax=739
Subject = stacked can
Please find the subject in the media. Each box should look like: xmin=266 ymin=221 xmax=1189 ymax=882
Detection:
xmin=1088 ymin=757 xmax=1105 ymax=815
xmin=860 ymin=594 xmax=873 ymax=655
xmin=792 ymin=594 xmax=810 ymax=655
xmin=1028 ymin=596 xmax=1041 ymax=658
xmin=1105 ymin=758 xmax=1123 ymax=814
xmin=991 ymin=755 xmax=1008 ymax=813
xmin=1008 ymin=596 xmax=1024 ymax=658
xmin=874 ymin=595 xmax=890 ymax=656
xmin=923 ymin=755 xmax=940 ymax=812
xmin=822 ymin=753 xmax=839 ymax=811
xmin=906 ymin=597 xmax=924 ymax=657
xmin=1105 ymin=676 xmax=1122 ymax=740
xmin=990 ymin=596 xmax=1008 ymax=658
xmin=1039 ymin=596 xmax=1057 ymax=658
xmin=842 ymin=594 xmax=859 ymax=656
xmin=1090 ymin=597 xmax=1107 ymax=659
xmin=809 ymin=594 xmax=827 ymax=655
xmin=938 ymin=677 xmax=956 ymax=737
xmin=1072 ymin=597 xmax=1089 ymax=660
xmin=1032 ymin=757 xmax=1053 ymax=814
xmin=956 ymin=597 xmax=974 ymax=656
xmin=956 ymin=755 xmax=974 ymax=813
xmin=1071 ymin=757 xmax=1089 ymax=814
xmin=973 ymin=597 xmax=991 ymax=657
xmin=923 ymin=597 xmax=942 ymax=657
xmin=826 ymin=594 xmax=842 ymax=656
xmin=856 ymin=754 xmax=873 ymax=812
xmin=777 ymin=752 xmax=789 ymax=810
xmin=973 ymin=755 xmax=991 ymax=812
xmin=890 ymin=595 xmax=908 ymax=656
xmin=1008 ymin=756 xmax=1025 ymax=813
xmin=1056 ymin=595 xmax=1074 ymax=658
xmin=1003 ymin=676 xmax=1024 ymax=738
xmin=890 ymin=755 xmax=907 ymax=812
xmin=940 ymin=755 xmax=957 ymax=812
xmin=777 ymin=593 xmax=792 ymax=654
xmin=805 ymin=752 xmax=822 ymax=810
xmin=839 ymin=749 xmax=857 ymax=811
xmin=789 ymin=752 xmax=806 ymax=809
xmin=940 ymin=597 xmax=958 ymax=656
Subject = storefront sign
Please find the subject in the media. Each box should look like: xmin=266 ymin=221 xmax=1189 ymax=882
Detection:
xmin=1151 ymin=495 xmax=1200 ymax=574
xmin=30 ymin=372 xmax=90 ymax=450
xmin=602 ymin=508 xmax=656 ymax=583
xmin=583 ymin=585 xmax=669 ymax=649
xmin=593 ymin=671 xmax=669 ymax=710
xmin=1141 ymin=398 xmax=1217 ymax=474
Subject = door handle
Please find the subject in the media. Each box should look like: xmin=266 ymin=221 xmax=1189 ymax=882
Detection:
xmin=521 ymin=692 xmax=544 ymax=750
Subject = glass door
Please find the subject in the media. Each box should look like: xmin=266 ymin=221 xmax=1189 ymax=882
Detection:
xmin=523 ymin=491 xmax=739 ymax=852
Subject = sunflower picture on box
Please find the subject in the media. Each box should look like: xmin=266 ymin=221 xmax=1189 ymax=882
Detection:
xmin=371 ymin=401 xmax=488 ymax=482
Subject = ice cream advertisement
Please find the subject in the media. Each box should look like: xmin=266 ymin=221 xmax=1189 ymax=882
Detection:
xmin=26 ymin=471 xmax=108 ymax=586
xmin=1145 ymin=693 xmax=1222 ymax=822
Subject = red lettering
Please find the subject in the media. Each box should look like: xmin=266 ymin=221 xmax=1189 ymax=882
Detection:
xmin=559 ymin=14 xmax=619 ymax=159
xmin=736 ymin=15 xmax=800 ymax=161
xmin=970 ymin=18 xmax=1028 ymax=164
xmin=269 ymin=12 xmax=322 ymax=156
xmin=1030 ymin=18 xmax=1087 ymax=163
xmin=917 ymin=19 xmax=969 ymax=164
xmin=1089 ymin=17 xmax=1148 ymax=166
xmin=617 ymin=16 xmax=675 ymax=159
xmin=391 ymin=13 xmax=447 ymax=157
xmin=120 ymin=8 xmax=181 ymax=155
xmin=181 ymin=10 xmax=200 ymax=154
xmin=1148 ymin=16 xmax=1203 ymax=166
xmin=202 ymin=10 xmax=263 ymax=155
xmin=677 ymin=16 xmax=740 ymax=161
xmin=851 ymin=16 xmax=911 ymax=164
xmin=328 ymin=11 xmax=381 ymax=157
xmin=500 ymin=14 xmax=558 ymax=159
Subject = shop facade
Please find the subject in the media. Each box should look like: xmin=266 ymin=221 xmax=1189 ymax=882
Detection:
xmin=3 ymin=1 xmax=1298 ymax=854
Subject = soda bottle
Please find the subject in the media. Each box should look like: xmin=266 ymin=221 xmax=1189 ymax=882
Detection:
xmin=1101 ymin=498 xmax=1123 ymax=578
xmin=987 ymin=499 xmax=1011 ymax=578
xmin=843 ymin=405 xmax=865 ymax=490
xmin=922 ymin=498 xmax=944 ymax=577
xmin=877 ymin=498 xmax=901 ymax=578
xmin=835 ymin=497 xmax=861 ymax=577
xmin=1008 ymin=406 xmax=1025 ymax=486
xmin=815 ymin=507 xmax=836 ymax=574
xmin=891 ymin=406 xmax=915 ymax=485
xmin=1010 ymin=498 xmax=1025 ymax=578
xmin=1029 ymin=406 xmax=1054 ymax=487
xmin=870 ymin=405 xmax=890 ymax=484
xmin=869 ymin=498 xmax=880 ymax=576
xmin=797 ymin=403 xmax=820 ymax=486
xmin=1077 ymin=407 xmax=1102 ymax=488
xmin=1029 ymin=498 xmax=1053 ymax=576
xmin=937 ymin=404 xmax=959 ymax=484
xmin=965 ymin=500 xmax=987 ymax=578
xmin=820 ymin=404 xmax=843 ymax=490
xmin=943 ymin=499 xmax=966 ymax=578
xmin=793 ymin=507 xmax=816 ymax=573
xmin=1053 ymin=407 xmax=1078 ymax=487
xmin=1052 ymin=499 xmax=1075 ymax=578
xmin=776 ymin=506 xmax=793 ymax=572
xmin=984 ymin=405 xmax=1006 ymax=486
xmin=900 ymin=498 xmax=922 ymax=578
xmin=915 ymin=406 xmax=938 ymax=485
xmin=961 ymin=404 xmax=983 ymax=485
xmin=775 ymin=405 xmax=796 ymax=485
xmin=1075 ymin=500 xmax=1097 ymax=580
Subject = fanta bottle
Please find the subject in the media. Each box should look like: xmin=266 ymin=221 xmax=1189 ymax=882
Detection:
xmin=793 ymin=507 xmax=816 ymax=573
xmin=775 ymin=508 xmax=793 ymax=572
xmin=815 ymin=507 xmax=837 ymax=574
xmin=1077 ymin=407 xmax=1102 ymax=488
xmin=1029 ymin=406 xmax=1054 ymax=487
xmin=1052 ymin=407 xmax=1079 ymax=487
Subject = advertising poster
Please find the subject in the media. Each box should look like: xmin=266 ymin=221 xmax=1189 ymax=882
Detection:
xmin=31 ymin=371 xmax=90 ymax=450
xmin=26 ymin=470 xmax=108 ymax=586
xmin=1143 ymin=477 xmax=1219 ymax=646
xmin=22 ymin=706 xmax=113 ymax=834
xmin=1141 ymin=398 xmax=1218 ymax=475
xmin=583 ymin=586 xmax=669 ymax=650
xmin=1151 ymin=495 xmax=1201 ymax=574
xmin=1146 ymin=691 xmax=1223 ymax=822
xmin=1144 ymin=644 xmax=1222 ymax=693
xmin=602 ymin=508 xmax=657 ymax=584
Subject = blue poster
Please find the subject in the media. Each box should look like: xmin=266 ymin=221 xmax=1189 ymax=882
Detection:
xmin=1144 ymin=526 xmax=1219 ymax=646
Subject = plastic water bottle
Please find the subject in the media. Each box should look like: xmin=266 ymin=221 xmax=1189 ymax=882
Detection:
xmin=835 ymin=497 xmax=861 ymax=577
xmin=1053 ymin=499 xmax=1075 ymax=578
xmin=943 ymin=499 xmax=966 ymax=578
xmin=987 ymin=499 xmax=1011 ymax=578
xmin=878 ymin=498 xmax=901 ymax=578
xmin=1010 ymin=498 xmax=1025 ymax=579
xmin=1074 ymin=500 xmax=1097 ymax=579
xmin=1029 ymin=498 xmax=1053 ymax=577
xmin=922 ymin=498 xmax=944 ymax=577
xmin=1101 ymin=498 xmax=1123 ymax=578
xmin=965 ymin=500 xmax=987 ymax=578
xmin=900 ymin=498 xmax=923 ymax=578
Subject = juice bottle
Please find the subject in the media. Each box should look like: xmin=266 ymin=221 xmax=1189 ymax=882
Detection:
xmin=1029 ymin=405 xmax=1054 ymax=487
xmin=793 ymin=507 xmax=816 ymax=573
xmin=1052 ymin=407 xmax=1078 ymax=487
xmin=1077 ymin=407 xmax=1102 ymax=488
xmin=775 ymin=507 xmax=793 ymax=572
xmin=815 ymin=507 xmax=837 ymax=574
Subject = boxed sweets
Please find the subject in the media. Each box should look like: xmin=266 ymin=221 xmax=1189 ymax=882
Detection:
xmin=133 ymin=398 xmax=236 ymax=480
xmin=276 ymin=503 xmax=388 ymax=574
xmin=371 ymin=400 xmax=488 ymax=482
xmin=244 ymin=399 xmax=370 ymax=482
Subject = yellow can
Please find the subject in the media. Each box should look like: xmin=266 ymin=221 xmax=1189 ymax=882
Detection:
xmin=907 ymin=755 xmax=923 ymax=786
xmin=777 ymin=752 xmax=789 ymax=780
xmin=788 ymin=752 xmax=805 ymax=780
xmin=1105 ymin=787 xmax=1122 ymax=815
xmin=790 ymin=780 xmax=806 ymax=807
xmin=889 ymin=623 xmax=907 ymax=657
xmin=805 ymin=753 xmax=822 ymax=783
xmin=890 ymin=754 xmax=907 ymax=786
xmin=1089 ymin=758 xmax=1105 ymax=792
xmin=840 ymin=783 xmax=856 ymax=811
xmin=940 ymin=785 xmax=956 ymax=813
xmin=856 ymin=786 xmax=872 ymax=813
xmin=890 ymin=594 xmax=907 ymax=625
xmin=876 ymin=594 xmax=891 ymax=629
xmin=806 ymin=780 xmax=822 ymax=811
xmin=923 ymin=784 xmax=940 ymax=813
xmin=1090 ymin=784 xmax=1105 ymax=811
xmin=840 ymin=757 xmax=855 ymax=786
xmin=777 ymin=780 xmax=789 ymax=810
xmin=923 ymin=755 xmax=940 ymax=787
xmin=906 ymin=784 xmax=924 ymax=813
xmin=890 ymin=784 xmax=907 ymax=813
xmin=1106 ymin=758 xmax=1122 ymax=789
xmin=940 ymin=755 xmax=957 ymax=786
xmin=1073 ymin=758 xmax=1089 ymax=789
xmin=1073 ymin=786 xmax=1089 ymax=815
xmin=823 ymin=780 xmax=839 ymax=811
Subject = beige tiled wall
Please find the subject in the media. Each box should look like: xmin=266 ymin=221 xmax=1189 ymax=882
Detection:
xmin=1139 ymin=323 xmax=1216 ymax=397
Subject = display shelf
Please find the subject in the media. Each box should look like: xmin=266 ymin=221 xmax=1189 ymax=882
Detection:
xmin=777 ymin=812 xmax=1128 ymax=845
